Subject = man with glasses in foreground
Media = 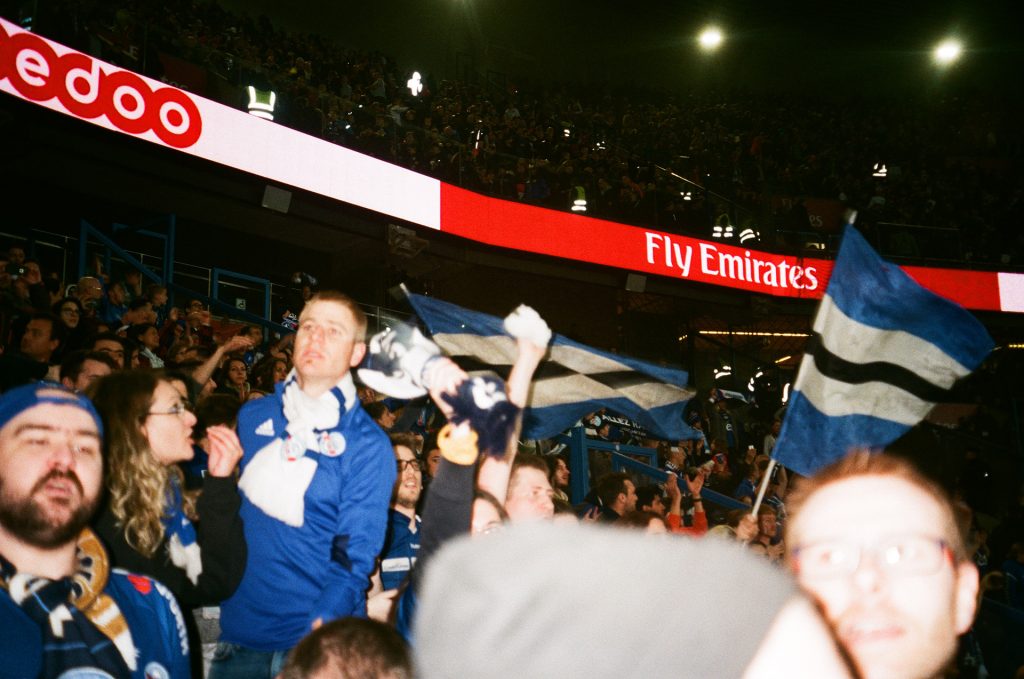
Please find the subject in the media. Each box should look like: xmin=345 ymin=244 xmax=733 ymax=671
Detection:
xmin=785 ymin=450 xmax=979 ymax=679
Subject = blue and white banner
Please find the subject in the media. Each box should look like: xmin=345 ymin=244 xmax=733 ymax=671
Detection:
xmin=772 ymin=227 xmax=993 ymax=477
xmin=406 ymin=294 xmax=698 ymax=441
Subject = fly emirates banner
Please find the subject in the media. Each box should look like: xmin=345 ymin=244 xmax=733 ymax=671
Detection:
xmin=3 ymin=17 xmax=1022 ymax=312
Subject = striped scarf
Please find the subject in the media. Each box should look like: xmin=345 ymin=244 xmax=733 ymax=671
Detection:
xmin=0 ymin=528 xmax=137 ymax=676
xmin=163 ymin=478 xmax=202 ymax=585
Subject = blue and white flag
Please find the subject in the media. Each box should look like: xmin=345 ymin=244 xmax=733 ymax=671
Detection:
xmin=406 ymin=294 xmax=698 ymax=441
xmin=772 ymin=227 xmax=993 ymax=477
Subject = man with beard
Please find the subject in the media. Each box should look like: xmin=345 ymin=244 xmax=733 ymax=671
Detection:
xmin=378 ymin=433 xmax=423 ymax=592
xmin=0 ymin=383 xmax=189 ymax=678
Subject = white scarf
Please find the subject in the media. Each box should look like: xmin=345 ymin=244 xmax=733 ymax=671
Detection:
xmin=238 ymin=370 xmax=356 ymax=526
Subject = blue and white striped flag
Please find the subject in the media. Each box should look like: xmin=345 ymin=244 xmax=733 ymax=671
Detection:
xmin=772 ymin=227 xmax=994 ymax=477
xmin=406 ymin=294 xmax=698 ymax=440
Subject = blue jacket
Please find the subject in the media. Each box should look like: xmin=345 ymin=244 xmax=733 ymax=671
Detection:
xmin=380 ymin=509 xmax=421 ymax=591
xmin=0 ymin=569 xmax=190 ymax=678
xmin=219 ymin=382 xmax=395 ymax=651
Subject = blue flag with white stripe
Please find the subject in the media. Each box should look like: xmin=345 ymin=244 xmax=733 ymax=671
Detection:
xmin=772 ymin=226 xmax=993 ymax=477
xmin=406 ymin=294 xmax=698 ymax=441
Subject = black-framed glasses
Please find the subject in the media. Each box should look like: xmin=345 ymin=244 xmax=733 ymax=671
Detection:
xmin=792 ymin=535 xmax=951 ymax=579
xmin=147 ymin=402 xmax=193 ymax=418
xmin=396 ymin=459 xmax=423 ymax=473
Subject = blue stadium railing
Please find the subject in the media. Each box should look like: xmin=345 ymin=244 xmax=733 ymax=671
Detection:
xmin=556 ymin=426 xmax=746 ymax=511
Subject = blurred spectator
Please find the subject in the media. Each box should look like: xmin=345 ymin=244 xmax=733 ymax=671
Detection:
xmin=504 ymin=454 xmax=556 ymax=523
xmin=592 ymin=471 xmax=637 ymax=524
xmin=279 ymin=617 xmax=411 ymax=679
xmin=59 ymin=350 xmax=117 ymax=393
xmin=87 ymin=332 xmax=128 ymax=370
xmin=98 ymin=281 xmax=128 ymax=325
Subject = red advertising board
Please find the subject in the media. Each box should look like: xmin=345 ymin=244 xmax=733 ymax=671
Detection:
xmin=2 ymin=18 xmax=1021 ymax=313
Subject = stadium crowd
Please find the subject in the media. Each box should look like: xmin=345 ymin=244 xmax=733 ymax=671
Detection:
xmin=28 ymin=0 xmax=1024 ymax=266
xmin=1 ymin=243 xmax=1023 ymax=677
xmin=3 ymin=0 xmax=1024 ymax=676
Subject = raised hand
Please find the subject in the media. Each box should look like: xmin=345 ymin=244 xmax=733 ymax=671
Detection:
xmin=205 ymin=425 xmax=244 ymax=477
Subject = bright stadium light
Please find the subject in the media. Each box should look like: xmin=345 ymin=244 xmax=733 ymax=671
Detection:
xmin=698 ymin=26 xmax=724 ymax=51
xmin=407 ymin=71 xmax=424 ymax=96
xmin=933 ymin=38 xmax=962 ymax=66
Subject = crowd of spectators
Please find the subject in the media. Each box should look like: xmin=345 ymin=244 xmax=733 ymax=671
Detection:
xmin=2 ymin=251 xmax=1022 ymax=675
xmin=31 ymin=0 xmax=1024 ymax=267
xmin=3 ymin=1 xmax=1024 ymax=675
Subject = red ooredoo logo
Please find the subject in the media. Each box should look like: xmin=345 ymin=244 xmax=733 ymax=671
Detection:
xmin=0 ymin=22 xmax=202 ymax=148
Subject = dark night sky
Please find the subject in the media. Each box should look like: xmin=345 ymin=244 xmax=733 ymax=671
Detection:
xmin=215 ymin=0 xmax=1023 ymax=94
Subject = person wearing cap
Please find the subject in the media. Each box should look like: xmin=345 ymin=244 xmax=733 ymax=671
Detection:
xmin=0 ymin=383 xmax=189 ymax=678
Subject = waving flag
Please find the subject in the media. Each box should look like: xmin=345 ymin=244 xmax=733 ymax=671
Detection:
xmin=772 ymin=227 xmax=993 ymax=476
xmin=405 ymin=294 xmax=697 ymax=440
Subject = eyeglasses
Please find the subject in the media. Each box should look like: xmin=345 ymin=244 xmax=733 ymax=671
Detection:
xmin=60 ymin=307 xmax=81 ymax=315
xmin=147 ymin=402 xmax=193 ymax=418
xmin=792 ymin=535 xmax=952 ymax=579
xmin=396 ymin=459 xmax=423 ymax=473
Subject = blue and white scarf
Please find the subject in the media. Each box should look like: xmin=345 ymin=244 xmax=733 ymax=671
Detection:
xmin=239 ymin=370 xmax=356 ymax=527
xmin=163 ymin=478 xmax=202 ymax=584
xmin=0 ymin=529 xmax=137 ymax=676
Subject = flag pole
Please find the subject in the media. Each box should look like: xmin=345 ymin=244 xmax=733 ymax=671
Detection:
xmin=750 ymin=458 xmax=776 ymax=516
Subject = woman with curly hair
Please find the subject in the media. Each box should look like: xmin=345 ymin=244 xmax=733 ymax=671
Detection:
xmin=90 ymin=370 xmax=247 ymax=676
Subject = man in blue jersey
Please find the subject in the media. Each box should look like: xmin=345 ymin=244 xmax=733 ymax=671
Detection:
xmin=379 ymin=433 xmax=422 ymax=592
xmin=0 ymin=383 xmax=189 ymax=678
xmin=211 ymin=291 xmax=395 ymax=678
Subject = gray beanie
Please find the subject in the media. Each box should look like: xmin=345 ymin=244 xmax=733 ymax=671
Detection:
xmin=415 ymin=523 xmax=798 ymax=679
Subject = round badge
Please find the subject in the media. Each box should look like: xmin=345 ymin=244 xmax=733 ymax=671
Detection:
xmin=284 ymin=437 xmax=304 ymax=461
xmin=321 ymin=431 xmax=346 ymax=457
xmin=143 ymin=662 xmax=171 ymax=679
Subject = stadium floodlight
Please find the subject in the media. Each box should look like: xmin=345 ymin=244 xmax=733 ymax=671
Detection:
xmin=698 ymin=26 xmax=724 ymax=51
xmin=872 ymin=163 xmax=887 ymax=178
xmin=247 ymin=86 xmax=276 ymax=121
xmin=407 ymin=71 xmax=423 ymax=96
xmin=739 ymin=228 xmax=759 ymax=244
xmin=933 ymin=39 xmax=962 ymax=66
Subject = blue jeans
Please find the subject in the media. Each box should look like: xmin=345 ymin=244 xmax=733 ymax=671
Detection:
xmin=207 ymin=642 xmax=289 ymax=679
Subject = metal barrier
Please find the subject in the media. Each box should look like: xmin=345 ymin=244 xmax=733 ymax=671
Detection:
xmin=557 ymin=427 xmax=746 ymax=511
xmin=76 ymin=218 xmax=409 ymax=339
